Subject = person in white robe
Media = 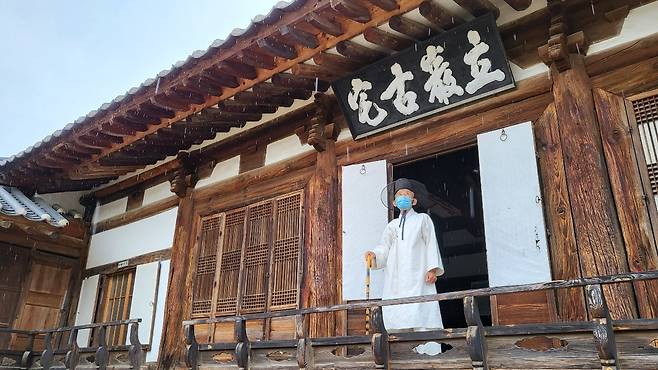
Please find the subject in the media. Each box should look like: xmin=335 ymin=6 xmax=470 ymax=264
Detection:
xmin=366 ymin=178 xmax=444 ymax=331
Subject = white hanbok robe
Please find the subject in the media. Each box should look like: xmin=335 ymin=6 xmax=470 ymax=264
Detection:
xmin=372 ymin=208 xmax=444 ymax=330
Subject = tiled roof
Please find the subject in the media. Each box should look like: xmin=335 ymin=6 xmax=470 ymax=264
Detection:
xmin=0 ymin=0 xmax=306 ymax=168
xmin=0 ymin=186 xmax=69 ymax=227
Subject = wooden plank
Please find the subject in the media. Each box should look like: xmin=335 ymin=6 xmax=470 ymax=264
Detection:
xmin=83 ymin=248 xmax=171 ymax=278
xmin=238 ymin=145 xmax=267 ymax=174
xmin=551 ymin=55 xmax=636 ymax=320
xmin=302 ymin=140 xmax=339 ymax=338
xmin=534 ymin=103 xmax=586 ymax=322
xmin=92 ymin=195 xmax=178 ymax=234
xmin=594 ymin=88 xmax=658 ymax=319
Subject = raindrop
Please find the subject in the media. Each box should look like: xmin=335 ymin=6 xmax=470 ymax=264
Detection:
xmin=576 ymin=42 xmax=580 ymax=55
xmin=405 ymin=144 xmax=409 ymax=156
xmin=591 ymin=0 xmax=595 ymax=15
xmin=314 ymin=77 xmax=319 ymax=93
xmin=346 ymin=146 xmax=350 ymax=161
xmin=513 ymin=33 xmax=517 ymax=41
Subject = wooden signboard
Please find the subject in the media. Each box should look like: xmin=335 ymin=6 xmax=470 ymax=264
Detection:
xmin=333 ymin=14 xmax=515 ymax=139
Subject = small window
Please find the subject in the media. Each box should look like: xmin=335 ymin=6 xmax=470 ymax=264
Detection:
xmin=95 ymin=269 xmax=135 ymax=346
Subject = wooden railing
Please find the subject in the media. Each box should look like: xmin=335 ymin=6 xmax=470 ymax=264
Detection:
xmin=183 ymin=270 xmax=658 ymax=369
xmin=0 ymin=319 xmax=146 ymax=370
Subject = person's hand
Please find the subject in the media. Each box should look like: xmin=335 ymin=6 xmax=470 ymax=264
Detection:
xmin=425 ymin=269 xmax=438 ymax=284
xmin=364 ymin=251 xmax=376 ymax=267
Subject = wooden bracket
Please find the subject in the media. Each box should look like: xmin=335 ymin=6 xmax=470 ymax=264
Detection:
xmin=464 ymin=296 xmax=488 ymax=370
xmin=370 ymin=306 xmax=390 ymax=369
xmin=538 ymin=0 xmax=590 ymax=72
xmin=586 ymin=284 xmax=619 ymax=370
xmin=295 ymin=314 xmax=313 ymax=369
xmin=64 ymin=329 xmax=80 ymax=370
xmin=95 ymin=326 xmax=109 ymax=370
xmin=40 ymin=332 xmax=54 ymax=370
xmin=169 ymin=152 xmax=199 ymax=198
xmin=295 ymin=93 xmax=339 ymax=152
xmin=128 ymin=322 xmax=143 ymax=369
xmin=235 ymin=318 xmax=251 ymax=370
xmin=184 ymin=324 xmax=199 ymax=370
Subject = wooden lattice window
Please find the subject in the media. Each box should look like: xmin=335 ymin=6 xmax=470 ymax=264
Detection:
xmin=96 ymin=269 xmax=135 ymax=345
xmin=633 ymin=94 xmax=658 ymax=195
xmin=191 ymin=190 xmax=304 ymax=319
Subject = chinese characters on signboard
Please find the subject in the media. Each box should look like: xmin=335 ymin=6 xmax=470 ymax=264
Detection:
xmin=333 ymin=14 xmax=515 ymax=139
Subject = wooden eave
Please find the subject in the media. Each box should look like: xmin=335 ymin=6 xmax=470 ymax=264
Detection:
xmin=0 ymin=0 xmax=650 ymax=193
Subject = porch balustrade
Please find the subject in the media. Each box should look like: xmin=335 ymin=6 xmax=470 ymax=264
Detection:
xmin=0 ymin=319 xmax=146 ymax=370
xmin=183 ymin=270 xmax=658 ymax=369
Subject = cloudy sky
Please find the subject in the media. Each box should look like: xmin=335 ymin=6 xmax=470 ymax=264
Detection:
xmin=0 ymin=0 xmax=279 ymax=157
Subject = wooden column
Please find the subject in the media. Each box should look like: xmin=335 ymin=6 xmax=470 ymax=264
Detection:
xmin=542 ymin=1 xmax=637 ymax=320
xmin=301 ymin=94 xmax=341 ymax=337
xmin=158 ymin=162 xmax=198 ymax=370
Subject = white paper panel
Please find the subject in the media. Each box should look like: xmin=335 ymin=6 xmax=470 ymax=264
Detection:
xmin=477 ymin=121 xmax=551 ymax=286
xmin=341 ymin=160 xmax=389 ymax=300
xmin=146 ymin=260 xmax=170 ymax=363
xmin=74 ymin=275 xmax=99 ymax=347
xmin=128 ymin=262 xmax=160 ymax=345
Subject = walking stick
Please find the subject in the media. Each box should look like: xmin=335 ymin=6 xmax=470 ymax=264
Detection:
xmin=365 ymin=253 xmax=373 ymax=335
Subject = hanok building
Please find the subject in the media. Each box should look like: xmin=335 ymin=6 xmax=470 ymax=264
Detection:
xmin=2 ymin=0 xmax=658 ymax=369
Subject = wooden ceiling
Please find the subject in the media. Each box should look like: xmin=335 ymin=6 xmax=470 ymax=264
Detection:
xmin=0 ymin=0 xmax=640 ymax=193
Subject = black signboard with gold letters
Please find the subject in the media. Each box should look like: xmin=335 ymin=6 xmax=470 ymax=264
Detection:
xmin=332 ymin=13 xmax=515 ymax=140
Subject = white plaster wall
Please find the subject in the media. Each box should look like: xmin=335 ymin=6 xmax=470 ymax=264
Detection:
xmin=87 ymin=207 xmax=177 ymax=268
xmin=142 ymin=182 xmax=172 ymax=206
xmin=37 ymin=191 xmax=87 ymax=213
xmin=74 ymin=275 xmax=99 ymax=347
xmin=588 ymin=2 xmax=658 ymax=55
xmin=94 ymin=197 xmax=128 ymax=223
xmin=264 ymin=135 xmax=314 ymax=166
xmin=510 ymin=62 xmax=549 ymax=82
xmin=146 ymin=260 xmax=170 ymax=363
xmin=128 ymin=262 xmax=160 ymax=345
xmin=194 ymin=156 xmax=241 ymax=189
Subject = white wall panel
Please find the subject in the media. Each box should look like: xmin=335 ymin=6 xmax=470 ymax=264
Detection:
xmin=128 ymin=262 xmax=160 ymax=345
xmin=74 ymin=275 xmax=99 ymax=347
xmin=94 ymin=197 xmax=127 ymax=222
xmin=87 ymin=207 xmax=177 ymax=268
xmin=142 ymin=182 xmax=172 ymax=206
xmin=477 ymin=121 xmax=551 ymax=286
xmin=264 ymin=135 xmax=313 ymax=166
xmin=341 ymin=160 xmax=389 ymax=300
xmin=588 ymin=2 xmax=658 ymax=54
xmin=194 ymin=156 xmax=241 ymax=189
xmin=146 ymin=260 xmax=170 ymax=363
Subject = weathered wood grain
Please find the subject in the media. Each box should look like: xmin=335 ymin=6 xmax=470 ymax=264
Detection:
xmin=534 ymin=103 xmax=587 ymax=322
xmin=594 ymin=88 xmax=658 ymax=319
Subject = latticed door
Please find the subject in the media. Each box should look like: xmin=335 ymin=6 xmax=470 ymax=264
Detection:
xmin=191 ymin=214 xmax=224 ymax=317
xmin=633 ymin=95 xmax=658 ymax=196
xmin=215 ymin=209 xmax=246 ymax=315
xmin=240 ymin=201 xmax=274 ymax=313
xmin=269 ymin=191 xmax=304 ymax=310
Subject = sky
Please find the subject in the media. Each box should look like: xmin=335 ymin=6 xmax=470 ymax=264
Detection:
xmin=0 ymin=0 xmax=280 ymax=157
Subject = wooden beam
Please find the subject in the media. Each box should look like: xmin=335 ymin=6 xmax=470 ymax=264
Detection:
xmin=330 ymin=0 xmax=372 ymax=23
xmin=453 ymin=0 xmax=499 ymax=18
xmin=363 ymin=26 xmax=413 ymax=51
xmin=93 ymin=195 xmax=179 ymax=234
xmin=305 ymin=12 xmax=343 ymax=36
xmin=336 ymin=40 xmax=387 ymax=63
xmin=202 ymin=108 xmax=263 ymax=122
xmin=101 ymin=121 xmax=136 ymax=137
xmin=236 ymin=50 xmax=277 ymax=70
xmin=291 ymin=63 xmax=340 ymax=81
xmin=364 ymin=0 xmax=398 ymax=11
xmin=503 ymin=0 xmax=532 ymax=11
xmin=217 ymin=61 xmax=257 ymax=80
xmin=419 ymin=0 xmax=464 ymax=30
xmin=252 ymin=82 xmax=312 ymax=101
xmin=151 ymin=93 xmax=191 ymax=111
xmin=138 ymin=102 xmax=177 ymax=119
xmin=234 ymin=91 xmax=295 ymax=107
xmin=279 ymin=25 xmax=320 ymax=49
xmin=218 ymin=101 xmax=278 ymax=114
xmin=313 ymin=52 xmax=362 ymax=73
xmin=84 ymin=248 xmax=172 ymax=277
xmin=200 ymin=68 xmax=240 ymax=88
xmin=257 ymin=37 xmax=298 ymax=60
xmin=388 ymin=15 xmax=436 ymax=40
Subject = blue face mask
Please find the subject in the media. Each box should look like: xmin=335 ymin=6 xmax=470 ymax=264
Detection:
xmin=395 ymin=195 xmax=413 ymax=210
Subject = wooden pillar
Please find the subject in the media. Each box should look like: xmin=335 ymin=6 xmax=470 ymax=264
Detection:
xmin=301 ymin=94 xmax=341 ymax=337
xmin=158 ymin=160 xmax=198 ymax=370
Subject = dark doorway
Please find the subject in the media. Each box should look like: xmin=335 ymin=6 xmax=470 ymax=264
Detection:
xmin=393 ymin=146 xmax=491 ymax=328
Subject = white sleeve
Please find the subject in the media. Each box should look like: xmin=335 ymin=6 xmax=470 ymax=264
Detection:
xmin=372 ymin=223 xmax=395 ymax=270
xmin=422 ymin=214 xmax=444 ymax=275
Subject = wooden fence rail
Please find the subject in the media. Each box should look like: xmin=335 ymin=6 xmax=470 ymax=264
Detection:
xmin=0 ymin=319 xmax=145 ymax=370
xmin=183 ymin=270 xmax=658 ymax=370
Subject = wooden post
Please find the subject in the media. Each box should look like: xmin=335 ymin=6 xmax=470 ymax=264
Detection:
xmin=128 ymin=322 xmax=143 ymax=369
xmin=542 ymin=0 xmax=636 ymax=320
xmin=158 ymin=191 xmax=196 ymax=370
xmin=586 ymin=284 xmax=618 ymax=370
xmin=64 ymin=329 xmax=80 ymax=370
xmin=370 ymin=306 xmax=389 ymax=369
xmin=464 ymin=297 xmax=488 ymax=370
xmin=95 ymin=326 xmax=109 ymax=370
xmin=295 ymin=314 xmax=313 ymax=369
xmin=235 ymin=319 xmax=250 ymax=370
xmin=302 ymin=94 xmax=341 ymax=338
xmin=183 ymin=325 xmax=198 ymax=370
